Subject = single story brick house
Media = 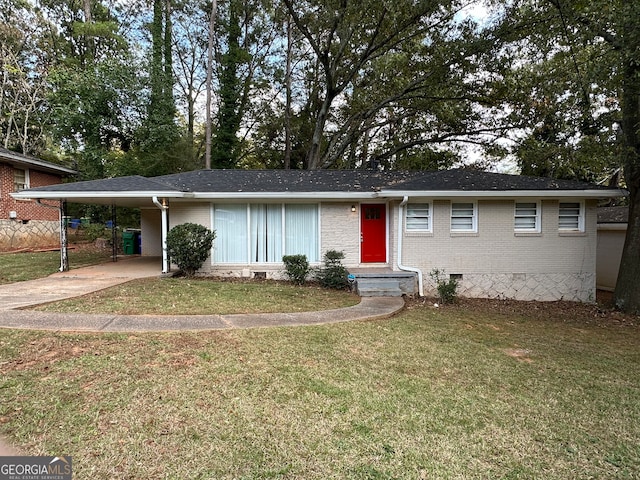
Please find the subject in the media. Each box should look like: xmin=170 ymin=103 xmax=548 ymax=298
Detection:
xmin=0 ymin=147 xmax=76 ymax=250
xmin=12 ymin=169 xmax=624 ymax=301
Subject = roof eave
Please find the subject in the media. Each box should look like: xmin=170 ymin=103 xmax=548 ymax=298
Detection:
xmin=1 ymin=153 xmax=77 ymax=175
xmin=189 ymin=191 xmax=380 ymax=200
xmin=379 ymin=189 xmax=626 ymax=199
xmin=10 ymin=191 xmax=189 ymax=201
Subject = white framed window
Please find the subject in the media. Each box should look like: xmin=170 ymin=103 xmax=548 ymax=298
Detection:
xmin=514 ymin=201 xmax=540 ymax=232
xmin=406 ymin=203 xmax=431 ymax=232
xmin=13 ymin=168 xmax=28 ymax=192
xmin=285 ymin=204 xmax=319 ymax=261
xmin=213 ymin=203 xmax=319 ymax=264
xmin=558 ymin=201 xmax=584 ymax=232
xmin=451 ymin=202 xmax=477 ymax=232
xmin=213 ymin=204 xmax=248 ymax=263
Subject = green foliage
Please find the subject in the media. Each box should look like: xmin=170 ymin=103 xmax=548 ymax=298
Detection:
xmin=316 ymin=250 xmax=349 ymax=290
xmin=212 ymin=0 xmax=251 ymax=169
xmin=166 ymin=223 xmax=216 ymax=277
xmin=282 ymin=254 xmax=311 ymax=285
xmin=429 ymin=268 xmax=459 ymax=304
xmin=83 ymin=223 xmax=109 ymax=242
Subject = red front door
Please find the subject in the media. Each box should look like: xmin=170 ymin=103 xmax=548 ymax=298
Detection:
xmin=361 ymin=204 xmax=386 ymax=263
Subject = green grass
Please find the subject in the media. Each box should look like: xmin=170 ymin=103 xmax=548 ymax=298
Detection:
xmin=32 ymin=277 xmax=360 ymax=315
xmin=0 ymin=249 xmax=112 ymax=284
xmin=1 ymin=302 xmax=639 ymax=479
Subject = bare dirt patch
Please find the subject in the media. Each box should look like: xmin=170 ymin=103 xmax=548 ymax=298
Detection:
xmin=3 ymin=336 xmax=96 ymax=372
xmin=405 ymin=293 xmax=639 ymax=328
xmin=504 ymin=348 xmax=534 ymax=362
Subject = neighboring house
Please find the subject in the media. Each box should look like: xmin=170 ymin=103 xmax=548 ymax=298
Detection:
xmin=596 ymin=206 xmax=629 ymax=291
xmin=12 ymin=169 xmax=624 ymax=302
xmin=0 ymin=147 xmax=76 ymax=250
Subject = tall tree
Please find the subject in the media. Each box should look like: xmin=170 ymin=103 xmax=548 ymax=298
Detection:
xmin=0 ymin=2 xmax=52 ymax=155
xmin=212 ymin=0 xmax=244 ymax=168
xmin=143 ymin=0 xmax=177 ymax=153
xmin=204 ymin=0 xmax=218 ymax=169
xmin=282 ymin=0 xmax=505 ymax=169
xmin=490 ymin=0 xmax=640 ymax=313
xmin=41 ymin=0 xmax=141 ymax=177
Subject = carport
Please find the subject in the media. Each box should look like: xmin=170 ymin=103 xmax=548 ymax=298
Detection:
xmin=10 ymin=175 xmax=192 ymax=274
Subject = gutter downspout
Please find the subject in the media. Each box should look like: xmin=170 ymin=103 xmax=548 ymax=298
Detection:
xmin=397 ymin=196 xmax=424 ymax=296
xmin=152 ymin=196 xmax=169 ymax=273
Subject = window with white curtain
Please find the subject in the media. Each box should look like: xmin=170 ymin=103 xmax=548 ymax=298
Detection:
xmin=213 ymin=203 xmax=319 ymax=264
xmin=213 ymin=204 xmax=248 ymax=263
xmin=251 ymin=204 xmax=282 ymax=262
xmin=451 ymin=202 xmax=477 ymax=232
xmin=406 ymin=203 xmax=431 ymax=231
xmin=285 ymin=204 xmax=319 ymax=262
xmin=514 ymin=202 xmax=540 ymax=232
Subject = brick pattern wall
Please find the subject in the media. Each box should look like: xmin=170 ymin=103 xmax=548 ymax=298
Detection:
xmin=321 ymin=203 xmax=361 ymax=265
xmin=140 ymin=208 xmax=163 ymax=256
xmin=146 ymin=198 xmax=599 ymax=301
xmin=400 ymin=199 xmax=598 ymax=301
xmin=1 ymin=164 xmax=62 ymax=221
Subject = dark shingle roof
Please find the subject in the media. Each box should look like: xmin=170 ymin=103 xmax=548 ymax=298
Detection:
xmin=30 ymin=175 xmax=183 ymax=193
xmin=598 ymin=206 xmax=629 ymax=223
xmin=151 ymin=168 xmax=611 ymax=193
xmin=17 ymin=168 xmax=619 ymax=196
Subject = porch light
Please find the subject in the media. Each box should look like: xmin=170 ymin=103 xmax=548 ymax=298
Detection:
xmin=351 ymin=205 xmax=356 ymax=212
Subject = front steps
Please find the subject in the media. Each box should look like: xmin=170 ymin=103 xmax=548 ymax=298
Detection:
xmin=350 ymin=271 xmax=417 ymax=297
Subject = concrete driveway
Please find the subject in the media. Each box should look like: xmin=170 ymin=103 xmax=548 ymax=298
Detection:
xmin=0 ymin=256 xmax=162 ymax=310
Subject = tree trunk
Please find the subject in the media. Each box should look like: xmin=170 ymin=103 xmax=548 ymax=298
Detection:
xmin=82 ymin=0 xmax=94 ymax=62
xmin=306 ymin=93 xmax=333 ymax=169
xmin=284 ymin=14 xmax=292 ymax=170
xmin=613 ymin=60 xmax=640 ymax=314
xmin=163 ymin=0 xmax=174 ymax=112
xmin=205 ymin=0 xmax=218 ymax=169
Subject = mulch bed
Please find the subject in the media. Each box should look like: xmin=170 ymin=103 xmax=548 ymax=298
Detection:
xmin=405 ymin=291 xmax=638 ymax=328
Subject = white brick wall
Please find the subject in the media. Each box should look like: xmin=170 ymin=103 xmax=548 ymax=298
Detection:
xmin=168 ymin=202 xmax=211 ymax=230
xmin=140 ymin=208 xmax=162 ymax=256
xmin=154 ymin=199 xmax=599 ymax=301
xmin=320 ymin=203 xmax=360 ymax=265
xmin=400 ymin=199 xmax=598 ymax=301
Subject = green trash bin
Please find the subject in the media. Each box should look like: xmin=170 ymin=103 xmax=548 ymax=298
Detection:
xmin=122 ymin=231 xmax=136 ymax=255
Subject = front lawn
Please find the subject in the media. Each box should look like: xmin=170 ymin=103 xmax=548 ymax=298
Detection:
xmin=31 ymin=277 xmax=360 ymax=315
xmin=1 ymin=300 xmax=638 ymax=479
xmin=0 ymin=248 xmax=112 ymax=284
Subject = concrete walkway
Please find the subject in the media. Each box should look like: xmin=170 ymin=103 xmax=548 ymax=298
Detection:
xmin=0 ymin=256 xmax=405 ymax=332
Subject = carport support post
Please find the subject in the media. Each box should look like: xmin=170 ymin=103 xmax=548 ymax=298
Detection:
xmin=153 ymin=196 xmax=169 ymax=273
xmin=59 ymin=200 xmax=69 ymax=272
xmin=111 ymin=204 xmax=117 ymax=262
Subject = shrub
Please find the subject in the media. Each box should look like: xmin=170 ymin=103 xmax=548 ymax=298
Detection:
xmin=166 ymin=223 xmax=216 ymax=277
xmin=429 ymin=268 xmax=459 ymax=304
xmin=316 ymin=250 xmax=349 ymax=289
xmin=282 ymin=254 xmax=310 ymax=285
xmin=84 ymin=223 xmax=109 ymax=242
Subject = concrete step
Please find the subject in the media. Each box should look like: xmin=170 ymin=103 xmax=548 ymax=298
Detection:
xmin=356 ymin=279 xmax=404 ymax=297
